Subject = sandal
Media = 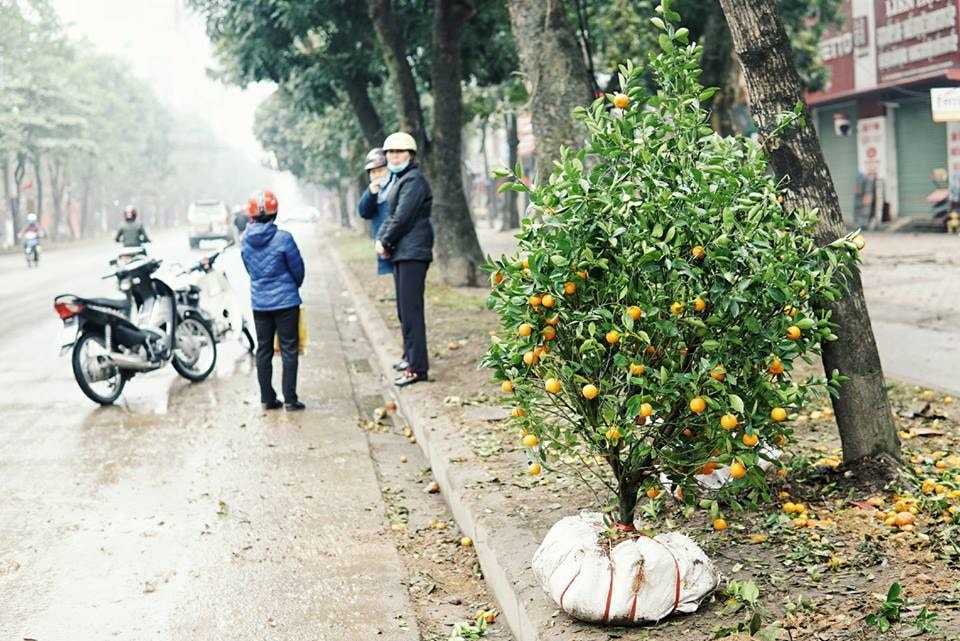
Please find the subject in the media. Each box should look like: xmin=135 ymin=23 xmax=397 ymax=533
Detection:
xmin=395 ymin=369 xmax=429 ymax=387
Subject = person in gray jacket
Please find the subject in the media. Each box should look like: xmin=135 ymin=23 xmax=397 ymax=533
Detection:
xmin=375 ymin=131 xmax=434 ymax=387
xmin=115 ymin=205 xmax=150 ymax=248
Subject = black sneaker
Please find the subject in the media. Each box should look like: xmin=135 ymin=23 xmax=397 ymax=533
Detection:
xmin=284 ymin=401 xmax=306 ymax=411
xmin=262 ymin=400 xmax=283 ymax=410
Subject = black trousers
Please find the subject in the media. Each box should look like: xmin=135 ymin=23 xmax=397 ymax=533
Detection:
xmin=394 ymin=261 xmax=429 ymax=374
xmin=392 ymin=269 xmax=405 ymax=361
xmin=253 ymin=306 xmax=300 ymax=403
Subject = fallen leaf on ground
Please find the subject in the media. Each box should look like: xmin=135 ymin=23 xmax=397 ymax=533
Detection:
xmin=912 ymin=427 xmax=946 ymax=437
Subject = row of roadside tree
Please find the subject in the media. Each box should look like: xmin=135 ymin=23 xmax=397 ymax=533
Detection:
xmin=0 ymin=0 xmax=273 ymax=246
xmin=190 ymin=0 xmax=843 ymax=287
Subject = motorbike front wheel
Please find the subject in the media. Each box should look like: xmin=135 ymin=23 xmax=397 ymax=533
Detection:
xmin=172 ymin=316 xmax=217 ymax=381
xmin=72 ymin=332 xmax=126 ymax=405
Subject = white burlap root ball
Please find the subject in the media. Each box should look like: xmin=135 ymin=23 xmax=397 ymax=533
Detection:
xmin=532 ymin=512 xmax=721 ymax=624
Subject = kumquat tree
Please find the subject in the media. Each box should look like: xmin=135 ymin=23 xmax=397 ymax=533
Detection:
xmin=482 ymin=0 xmax=863 ymax=530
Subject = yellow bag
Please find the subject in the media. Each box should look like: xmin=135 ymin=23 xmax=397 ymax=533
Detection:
xmin=274 ymin=306 xmax=308 ymax=355
xmin=298 ymin=306 xmax=308 ymax=353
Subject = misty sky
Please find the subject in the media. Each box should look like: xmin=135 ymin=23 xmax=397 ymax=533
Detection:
xmin=51 ymin=0 xmax=274 ymax=162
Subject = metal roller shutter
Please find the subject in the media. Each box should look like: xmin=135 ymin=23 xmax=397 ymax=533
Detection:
xmin=896 ymin=98 xmax=947 ymax=218
xmin=817 ymin=105 xmax=858 ymax=225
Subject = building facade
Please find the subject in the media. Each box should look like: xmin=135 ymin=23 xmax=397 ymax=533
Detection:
xmin=809 ymin=0 xmax=960 ymax=227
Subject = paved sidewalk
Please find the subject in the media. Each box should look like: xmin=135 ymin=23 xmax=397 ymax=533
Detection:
xmin=478 ymin=226 xmax=960 ymax=396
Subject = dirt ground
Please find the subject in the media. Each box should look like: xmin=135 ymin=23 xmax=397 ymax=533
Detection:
xmin=335 ymin=229 xmax=960 ymax=641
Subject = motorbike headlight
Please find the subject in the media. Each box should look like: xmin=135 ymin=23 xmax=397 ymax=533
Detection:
xmin=119 ymin=279 xmax=131 ymax=292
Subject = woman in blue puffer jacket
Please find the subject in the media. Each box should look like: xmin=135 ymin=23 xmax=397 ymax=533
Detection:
xmin=241 ymin=190 xmax=306 ymax=411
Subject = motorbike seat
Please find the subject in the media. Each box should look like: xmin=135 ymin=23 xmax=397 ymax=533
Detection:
xmin=80 ymin=297 xmax=131 ymax=311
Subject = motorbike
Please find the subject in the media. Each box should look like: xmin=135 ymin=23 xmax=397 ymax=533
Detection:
xmin=54 ymin=253 xmax=218 ymax=405
xmin=172 ymin=242 xmax=255 ymax=354
xmin=23 ymin=231 xmax=40 ymax=268
xmin=926 ymin=168 xmax=956 ymax=231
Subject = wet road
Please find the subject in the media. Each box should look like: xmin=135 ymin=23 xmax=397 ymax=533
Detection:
xmin=0 ymin=227 xmax=418 ymax=639
xmin=858 ymin=233 xmax=960 ymax=397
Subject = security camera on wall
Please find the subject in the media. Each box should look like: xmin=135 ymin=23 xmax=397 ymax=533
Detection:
xmin=833 ymin=113 xmax=852 ymax=137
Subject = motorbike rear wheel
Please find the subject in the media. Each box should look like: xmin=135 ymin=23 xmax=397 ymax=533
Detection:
xmin=72 ymin=332 xmax=126 ymax=405
xmin=172 ymin=316 xmax=217 ymax=381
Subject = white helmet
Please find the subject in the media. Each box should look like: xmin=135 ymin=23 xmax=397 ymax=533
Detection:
xmin=26 ymin=213 xmax=37 ymax=224
xmin=383 ymin=131 xmax=417 ymax=153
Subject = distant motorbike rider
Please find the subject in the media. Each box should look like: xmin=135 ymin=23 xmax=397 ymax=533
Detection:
xmin=19 ymin=213 xmax=45 ymax=265
xmin=18 ymin=213 xmax=45 ymax=240
xmin=115 ymin=205 xmax=151 ymax=247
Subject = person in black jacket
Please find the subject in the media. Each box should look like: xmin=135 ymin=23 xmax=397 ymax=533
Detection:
xmin=376 ymin=131 xmax=434 ymax=387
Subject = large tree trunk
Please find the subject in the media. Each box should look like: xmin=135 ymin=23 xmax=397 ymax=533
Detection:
xmin=12 ymin=153 xmax=27 ymax=238
xmin=344 ymin=75 xmax=386 ymax=148
xmin=699 ymin=2 xmax=738 ymax=136
xmin=337 ymin=180 xmax=350 ymax=229
xmin=507 ymin=0 xmax=593 ymax=182
xmin=504 ymin=111 xmax=520 ymax=228
xmin=2 ymin=158 xmax=10 ymax=242
xmin=80 ymin=177 xmax=92 ymax=238
xmin=572 ymin=0 xmax=600 ymax=97
xmin=355 ymin=172 xmax=370 ymax=233
xmin=50 ymin=157 xmax=70 ymax=240
xmin=478 ymin=119 xmax=498 ymax=227
xmin=720 ymin=0 xmax=899 ymax=464
xmin=367 ymin=0 xmax=429 ymax=155
xmin=430 ymin=0 xmax=485 ymax=287
xmin=33 ymin=153 xmax=44 ymax=236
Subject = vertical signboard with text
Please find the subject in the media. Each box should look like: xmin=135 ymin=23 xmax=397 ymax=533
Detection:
xmin=857 ymin=116 xmax=887 ymax=178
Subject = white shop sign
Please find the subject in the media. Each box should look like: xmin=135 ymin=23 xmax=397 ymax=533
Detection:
xmin=931 ymin=87 xmax=960 ymax=122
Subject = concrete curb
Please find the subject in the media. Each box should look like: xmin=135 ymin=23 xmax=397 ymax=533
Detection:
xmin=323 ymin=236 xmax=566 ymax=641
